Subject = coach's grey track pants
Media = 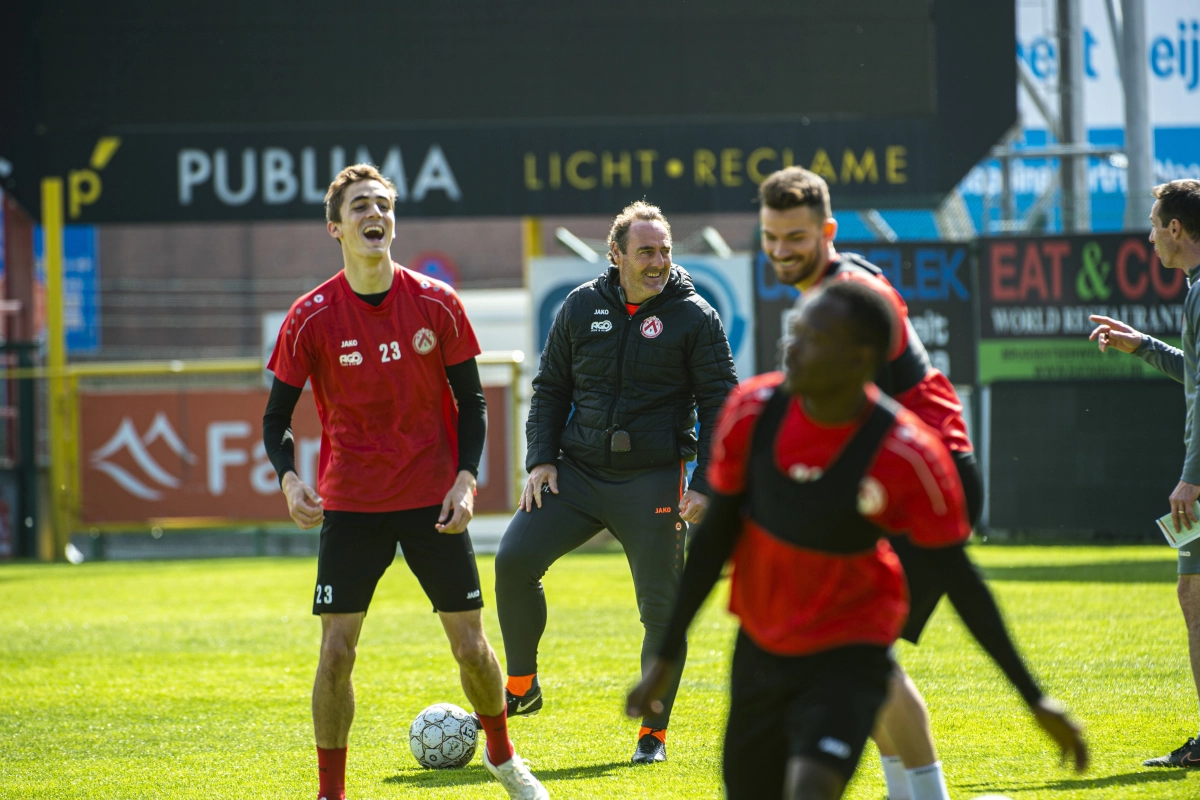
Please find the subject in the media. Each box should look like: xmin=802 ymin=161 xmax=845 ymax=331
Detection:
xmin=495 ymin=457 xmax=688 ymax=730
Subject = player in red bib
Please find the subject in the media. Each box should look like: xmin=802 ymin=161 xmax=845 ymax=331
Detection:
xmin=263 ymin=164 xmax=548 ymax=800
xmin=626 ymin=280 xmax=1086 ymax=798
xmin=757 ymin=166 xmax=980 ymax=798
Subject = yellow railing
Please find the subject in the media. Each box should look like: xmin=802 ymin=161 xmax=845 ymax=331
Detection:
xmin=9 ymin=351 xmax=524 ymax=559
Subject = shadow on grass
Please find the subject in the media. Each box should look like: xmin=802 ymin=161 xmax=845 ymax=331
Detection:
xmin=961 ymin=768 xmax=1189 ymax=792
xmin=980 ymin=560 xmax=1177 ymax=584
xmin=385 ymin=759 xmax=629 ymax=787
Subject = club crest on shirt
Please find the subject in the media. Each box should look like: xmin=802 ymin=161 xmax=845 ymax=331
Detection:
xmin=413 ymin=328 xmax=437 ymax=354
xmin=640 ymin=316 xmax=663 ymax=339
xmin=857 ymin=477 xmax=887 ymax=516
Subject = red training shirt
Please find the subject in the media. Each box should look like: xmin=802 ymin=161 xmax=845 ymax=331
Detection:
xmin=267 ymin=263 xmax=481 ymax=512
xmin=708 ymin=372 xmax=970 ymax=656
xmin=824 ymin=260 xmax=973 ymax=453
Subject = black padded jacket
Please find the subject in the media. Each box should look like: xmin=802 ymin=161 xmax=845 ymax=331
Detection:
xmin=526 ymin=265 xmax=738 ymax=495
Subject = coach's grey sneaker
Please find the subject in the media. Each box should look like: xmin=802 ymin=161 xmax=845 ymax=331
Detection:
xmin=631 ymin=731 xmax=667 ymax=764
xmin=1143 ymin=737 xmax=1200 ymax=767
xmin=483 ymin=749 xmax=550 ymax=799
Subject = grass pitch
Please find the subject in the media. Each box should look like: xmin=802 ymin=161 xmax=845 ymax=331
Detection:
xmin=2 ymin=544 xmax=1198 ymax=799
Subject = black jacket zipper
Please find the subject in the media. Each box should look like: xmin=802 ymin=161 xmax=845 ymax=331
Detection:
xmin=605 ymin=286 xmax=635 ymax=467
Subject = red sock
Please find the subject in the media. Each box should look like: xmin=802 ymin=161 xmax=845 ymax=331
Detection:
xmin=317 ymin=746 xmax=347 ymax=800
xmin=476 ymin=709 xmax=516 ymax=766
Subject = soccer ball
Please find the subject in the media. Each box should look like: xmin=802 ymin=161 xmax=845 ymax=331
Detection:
xmin=409 ymin=703 xmax=478 ymax=769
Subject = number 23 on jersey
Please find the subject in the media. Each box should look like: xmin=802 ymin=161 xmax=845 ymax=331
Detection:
xmin=379 ymin=341 xmax=402 ymax=362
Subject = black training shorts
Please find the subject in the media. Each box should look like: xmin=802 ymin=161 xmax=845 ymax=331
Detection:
xmin=312 ymin=505 xmax=483 ymax=615
xmin=723 ymin=631 xmax=893 ymax=796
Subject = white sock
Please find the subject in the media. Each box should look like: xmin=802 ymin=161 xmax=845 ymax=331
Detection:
xmin=907 ymin=761 xmax=950 ymax=800
xmin=881 ymin=755 xmax=912 ymax=800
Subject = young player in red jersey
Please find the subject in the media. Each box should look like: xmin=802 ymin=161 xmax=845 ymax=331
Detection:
xmin=263 ymin=164 xmax=548 ymax=800
xmin=757 ymin=166 xmax=980 ymax=799
xmin=626 ymin=281 xmax=1086 ymax=799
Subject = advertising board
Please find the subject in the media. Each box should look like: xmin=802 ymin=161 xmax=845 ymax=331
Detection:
xmin=39 ymin=123 xmax=961 ymax=224
xmin=79 ymin=387 xmax=512 ymax=525
xmin=979 ymin=233 xmax=1183 ymax=381
xmin=34 ymin=224 xmax=99 ymax=353
xmin=754 ymin=242 xmax=977 ymax=384
xmin=9 ymin=2 xmax=1014 ymax=222
xmin=960 ymin=0 xmax=1200 ymax=232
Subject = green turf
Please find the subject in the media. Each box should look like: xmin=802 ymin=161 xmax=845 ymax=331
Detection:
xmin=1 ymin=545 xmax=1198 ymax=798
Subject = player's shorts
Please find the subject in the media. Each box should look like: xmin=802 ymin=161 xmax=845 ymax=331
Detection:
xmin=312 ymin=505 xmax=483 ymax=615
xmin=1179 ymin=545 xmax=1200 ymax=575
xmin=722 ymin=630 xmax=893 ymax=797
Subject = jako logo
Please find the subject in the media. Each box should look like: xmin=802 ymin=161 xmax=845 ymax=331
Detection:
xmin=341 ymin=339 xmax=358 ymax=348
xmin=89 ymin=413 xmax=198 ymax=500
xmin=594 ymin=308 xmax=609 ymax=315
xmin=339 ymin=352 xmax=363 ymax=366
xmin=591 ymin=320 xmax=613 ymax=332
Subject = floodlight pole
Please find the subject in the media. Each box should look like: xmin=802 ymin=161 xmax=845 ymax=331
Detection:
xmin=1121 ymin=0 xmax=1154 ymax=229
xmin=41 ymin=177 xmax=71 ymax=561
xmin=1057 ymin=0 xmax=1089 ymax=232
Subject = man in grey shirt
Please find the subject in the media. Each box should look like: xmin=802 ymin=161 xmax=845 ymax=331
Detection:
xmin=1088 ymin=179 xmax=1200 ymax=768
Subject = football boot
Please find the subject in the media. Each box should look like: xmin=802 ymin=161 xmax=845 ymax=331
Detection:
xmin=1143 ymin=737 xmax=1200 ymax=767
xmin=631 ymin=731 xmax=667 ymax=764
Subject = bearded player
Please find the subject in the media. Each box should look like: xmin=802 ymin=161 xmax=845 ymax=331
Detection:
xmin=756 ymin=166 xmax=983 ymax=800
xmin=627 ymin=280 xmax=1086 ymax=798
xmin=263 ymin=164 xmax=548 ymax=800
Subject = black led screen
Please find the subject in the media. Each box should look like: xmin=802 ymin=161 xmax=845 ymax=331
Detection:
xmin=36 ymin=1 xmax=936 ymax=128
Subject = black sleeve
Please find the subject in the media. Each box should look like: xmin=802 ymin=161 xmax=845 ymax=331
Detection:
xmin=921 ymin=543 xmax=1044 ymax=706
xmin=263 ymin=376 xmax=303 ymax=486
xmin=445 ymin=357 xmax=487 ymax=477
xmin=658 ymin=491 xmax=744 ymax=661
xmin=685 ymin=307 xmax=739 ymax=496
xmin=526 ymin=301 xmax=575 ymax=469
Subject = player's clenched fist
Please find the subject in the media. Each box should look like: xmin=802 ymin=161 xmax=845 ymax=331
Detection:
xmin=282 ymin=472 xmax=324 ymax=529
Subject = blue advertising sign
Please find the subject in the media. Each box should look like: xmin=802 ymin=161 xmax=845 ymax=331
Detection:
xmin=753 ymin=242 xmax=977 ymax=384
xmin=34 ymin=225 xmax=101 ymax=353
xmin=960 ymin=0 xmax=1200 ymax=233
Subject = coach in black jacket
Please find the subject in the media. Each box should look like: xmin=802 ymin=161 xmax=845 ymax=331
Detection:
xmin=495 ymin=201 xmax=738 ymax=765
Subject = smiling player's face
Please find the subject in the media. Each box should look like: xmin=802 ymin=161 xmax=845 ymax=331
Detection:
xmin=329 ymin=179 xmax=395 ymax=260
xmin=760 ymin=204 xmax=837 ymax=288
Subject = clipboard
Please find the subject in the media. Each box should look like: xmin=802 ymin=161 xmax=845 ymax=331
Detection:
xmin=1155 ymin=502 xmax=1200 ymax=548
